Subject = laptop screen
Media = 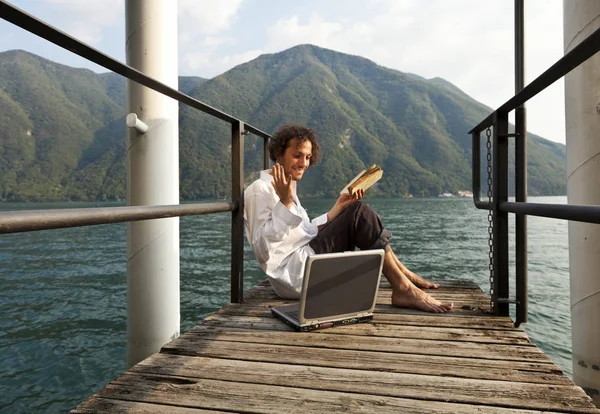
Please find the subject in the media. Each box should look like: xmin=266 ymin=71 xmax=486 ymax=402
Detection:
xmin=303 ymin=252 xmax=382 ymax=320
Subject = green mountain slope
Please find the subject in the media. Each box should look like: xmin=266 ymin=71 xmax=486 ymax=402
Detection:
xmin=0 ymin=46 xmax=566 ymax=201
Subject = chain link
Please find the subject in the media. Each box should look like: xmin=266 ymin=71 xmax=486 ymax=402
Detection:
xmin=485 ymin=127 xmax=494 ymax=313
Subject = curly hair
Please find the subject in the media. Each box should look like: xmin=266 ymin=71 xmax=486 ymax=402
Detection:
xmin=268 ymin=123 xmax=320 ymax=167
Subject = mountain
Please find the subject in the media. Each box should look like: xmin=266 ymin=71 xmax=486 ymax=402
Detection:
xmin=0 ymin=47 xmax=566 ymax=201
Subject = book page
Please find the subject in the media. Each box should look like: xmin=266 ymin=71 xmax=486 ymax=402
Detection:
xmin=339 ymin=169 xmax=367 ymax=195
xmin=340 ymin=165 xmax=383 ymax=195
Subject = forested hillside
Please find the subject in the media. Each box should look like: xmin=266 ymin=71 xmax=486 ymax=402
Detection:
xmin=0 ymin=46 xmax=566 ymax=201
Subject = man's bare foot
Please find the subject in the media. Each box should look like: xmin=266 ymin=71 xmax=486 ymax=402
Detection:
xmin=405 ymin=271 xmax=439 ymax=289
xmin=391 ymin=284 xmax=453 ymax=313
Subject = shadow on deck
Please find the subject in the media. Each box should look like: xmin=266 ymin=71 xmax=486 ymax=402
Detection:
xmin=72 ymin=280 xmax=599 ymax=413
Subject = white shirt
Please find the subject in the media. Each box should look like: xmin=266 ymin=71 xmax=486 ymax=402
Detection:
xmin=244 ymin=169 xmax=328 ymax=298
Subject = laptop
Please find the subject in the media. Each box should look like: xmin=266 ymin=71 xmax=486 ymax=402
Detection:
xmin=271 ymin=249 xmax=385 ymax=332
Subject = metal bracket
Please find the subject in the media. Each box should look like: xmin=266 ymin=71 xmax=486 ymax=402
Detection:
xmin=497 ymin=133 xmax=519 ymax=138
xmin=497 ymin=298 xmax=520 ymax=304
xmin=126 ymin=113 xmax=148 ymax=134
xmin=241 ymin=130 xmax=250 ymax=136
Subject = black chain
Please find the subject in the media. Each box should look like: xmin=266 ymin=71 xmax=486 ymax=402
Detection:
xmin=486 ymin=127 xmax=494 ymax=313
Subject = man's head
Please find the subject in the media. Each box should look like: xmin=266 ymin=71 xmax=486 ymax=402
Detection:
xmin=268 ymin=123 xmax=320 ymax=181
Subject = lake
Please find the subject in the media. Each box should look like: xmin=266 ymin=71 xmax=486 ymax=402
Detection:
xmin=0 ymin=196 xmax=572 ymax=413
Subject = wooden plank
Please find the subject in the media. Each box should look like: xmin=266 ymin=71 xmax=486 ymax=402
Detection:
xmin=375 ymin=303 xmax=492 ymax=316
xmin=71 ymin=397 xmax=226 ymax=413
xmin=96 ymin=372 xmax=551 ymax=414
xmin=215 ymin=304 xmax=516 ymax=329
xmin=181 ymin=326 xmax=553 ymax=362
xmin=374 ymin=297 xmax=491 ymax=307
xmin=380 ymin=279 xmax=482 ymax=290
xmin=376 ymin=290 xmax=492 ymax=301
xmin=259 ymin=278 xmax=478 ymax=291
xmin=160 ymin=337 xmax=570 ymax=385
xmin=200 ymin=315 xmax=533 ymax=345
xmin=243 ymin=287 xmax=494 ymax=312
xmin=74 ymin=279 xmax=600 ymax=413
xmin=246 ymin=285 xmax=488 ymax=300
xmin=130 ymin=354 xmax=597 ymax=412
xmin=239 ymin=297 xmax=493 ymax=316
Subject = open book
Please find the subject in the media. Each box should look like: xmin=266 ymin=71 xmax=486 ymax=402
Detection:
xmin=340 ymin=164 xmax=383 ymax=196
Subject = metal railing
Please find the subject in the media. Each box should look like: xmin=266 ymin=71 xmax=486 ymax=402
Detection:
xmin=470 ymin=7 xmax=600 ymax=326
xmin=0 ymin=0 xmax=272 ymax=303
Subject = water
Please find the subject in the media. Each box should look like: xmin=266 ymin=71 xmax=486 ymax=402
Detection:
xmin=0 ymin=197 xmax=572 ymax=413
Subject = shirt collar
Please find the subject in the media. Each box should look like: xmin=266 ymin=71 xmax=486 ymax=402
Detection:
xmin=260 ymin=169 xmax=274 ymax=182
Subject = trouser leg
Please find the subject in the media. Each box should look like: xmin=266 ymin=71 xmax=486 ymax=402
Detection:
xmin=309 ymin=202 xmax=392 ymax=254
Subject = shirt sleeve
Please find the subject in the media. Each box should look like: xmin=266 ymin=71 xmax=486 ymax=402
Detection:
xmin=244 ymin=185 xmax=307 ymax=263
xmin=311 ymin=213 xmax=328 ymax=227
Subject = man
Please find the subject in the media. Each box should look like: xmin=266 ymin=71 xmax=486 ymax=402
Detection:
xmin=244 ymin=123 xmax=453 ymax=313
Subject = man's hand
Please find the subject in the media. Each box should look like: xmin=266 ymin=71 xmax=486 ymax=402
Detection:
xmin=271 ymin=163 xmax=294 ymax=209
xmin=327 ymin=189 xmax=364 ymax=222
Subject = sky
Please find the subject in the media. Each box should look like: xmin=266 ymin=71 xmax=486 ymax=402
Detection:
xmin=0 ymin=0 xmax=566 ymax=143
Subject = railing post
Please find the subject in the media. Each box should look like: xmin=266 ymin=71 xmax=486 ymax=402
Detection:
xmin=472 ymin=130 xmax=489 ymax=209
xmin=514 ymin=0 xmax=528 ymax=327
xmin=493 ymin=111 xmax=510 ymax=316
xmin=471 ymin=132 xmax=481 ymax=203
xmin=263 ymin=136 xmax=270 ymax=170
xmin=231 ymin=121 xmax=245 ymax=303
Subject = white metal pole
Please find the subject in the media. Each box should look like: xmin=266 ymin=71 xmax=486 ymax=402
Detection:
xmin=564 ymin=0 xmax=600 ymax=405
xmin=125 ymin=0 xmax=180 ymax=368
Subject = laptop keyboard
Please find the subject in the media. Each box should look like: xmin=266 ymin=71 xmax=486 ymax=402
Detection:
xmin=284 ymin=309 xmax=300 ymax=320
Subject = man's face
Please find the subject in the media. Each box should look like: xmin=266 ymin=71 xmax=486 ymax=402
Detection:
xmin=276 ymin=138 xmax=312 ymax=181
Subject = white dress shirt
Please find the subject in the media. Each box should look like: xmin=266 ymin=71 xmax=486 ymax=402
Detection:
xmin=244 ymin=169 xmax=328 ymax=298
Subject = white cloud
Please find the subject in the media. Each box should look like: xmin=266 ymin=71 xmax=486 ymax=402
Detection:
xmin=178 ymin=0 xmax=244 ymax=36
xmin=219 ymin=49 xmax=264 ymax=69
xmin=521 ymin=1 xmax=565 ymax=142
xmin=184 ymin=47 xmax=263 ymax=74
xmin=266 ymin=15 xmax=344 ymax=50
xmin=178 ymin=0 xmax=246 ymax=75
xmin=41 ymin=0 xmax=123 ymax=44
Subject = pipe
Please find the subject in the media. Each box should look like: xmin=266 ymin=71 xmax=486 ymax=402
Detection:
xmin=125 ymin=0 xmax=180 ymax=368
xmin=0 ymin=203 xmax=235 ymax=234
xmin=126 ymin=113 xmax=149 ymax=134
xmin=514 ymin=0 xmax=528 ymax=327
xmin=564 ymin=0 xmax=600 ymax=405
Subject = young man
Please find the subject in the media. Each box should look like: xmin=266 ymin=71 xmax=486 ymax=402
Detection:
xmin=244 ymin=124 xmax=453 ymax=313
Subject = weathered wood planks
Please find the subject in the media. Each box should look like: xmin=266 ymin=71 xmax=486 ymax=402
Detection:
xmin=72 ymin=279 xmax=599 ymax=413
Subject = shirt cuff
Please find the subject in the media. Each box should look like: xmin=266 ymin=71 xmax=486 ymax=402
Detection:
xmin=273 ymin=201 xmax=303 ymax=228
xmin=312 ymin=213 xmax=328 ymax=227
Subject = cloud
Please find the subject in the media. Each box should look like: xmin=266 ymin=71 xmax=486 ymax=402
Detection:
xmin=41 ymin=0 xmax=123 ymax=44
xmin=178 ymin=0 xmax=244 ymax=36
xmin=184 ymin=47 xmax=263 ymax=74
xmin=266 ymin=15 xmax=344 ymax=50
xmin=178 ymin=0 xmax=246 ymax=75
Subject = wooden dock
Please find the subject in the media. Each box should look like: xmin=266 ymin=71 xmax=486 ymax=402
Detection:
xmin=72 ymin=280 xmax=599 ymax=413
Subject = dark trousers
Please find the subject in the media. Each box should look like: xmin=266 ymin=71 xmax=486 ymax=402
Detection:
xmin=309 ymin=202 xmax=392 ymax=254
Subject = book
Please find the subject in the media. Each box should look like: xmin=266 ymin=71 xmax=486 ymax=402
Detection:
xmin=340 ymin=164 xmax=383 ymax=196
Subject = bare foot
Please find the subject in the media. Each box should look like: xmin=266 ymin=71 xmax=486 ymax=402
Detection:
xmin=405 ymin=271 xmax=439 ymax=289
xmin=392 ymin=285 xmax=453 ymax=313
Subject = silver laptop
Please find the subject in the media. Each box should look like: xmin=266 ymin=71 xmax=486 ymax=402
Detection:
xmin=271 ymin=249 xmax=385 ymax=332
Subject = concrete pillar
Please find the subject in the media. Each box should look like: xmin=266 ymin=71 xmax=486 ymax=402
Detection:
xmin=125 ymin=0 xmax=180 ymax=367
xmin=564 ymin=0 xmax=600 ymax=405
